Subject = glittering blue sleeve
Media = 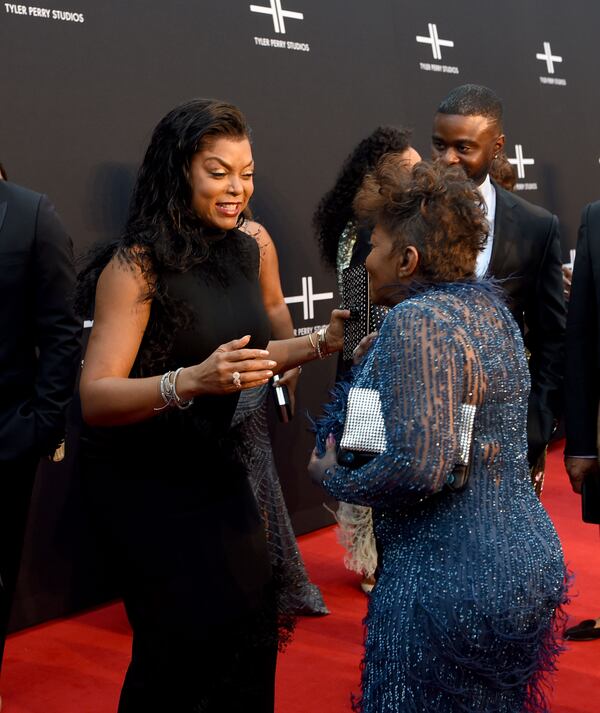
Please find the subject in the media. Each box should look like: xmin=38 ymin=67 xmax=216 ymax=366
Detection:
xmin=323 ymin=300 xmax=465 ymax=508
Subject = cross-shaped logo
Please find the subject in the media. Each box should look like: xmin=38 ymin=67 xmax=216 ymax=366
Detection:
xmin=284 ymin=276 xmax=333 ymax=321
xmin=507 ymin=144 xmax=535 ymax=179
xmin=536 ymin=42 xmax=562 ymax=74
xmin=249 ymin=0 xmax=303 ymax=34
xmin=416 ymin=23 xmax=454 ymax=61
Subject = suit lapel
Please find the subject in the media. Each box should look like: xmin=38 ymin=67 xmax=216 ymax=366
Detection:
xmin=488 ymin=181 xmax=516 ymax=279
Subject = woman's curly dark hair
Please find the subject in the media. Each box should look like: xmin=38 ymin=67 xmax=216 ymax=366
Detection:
xmin=312 ymin=126 xmax=412 ymax=270
xmin=76 ymin=98 xmax=252 ymax=373
xmin=490 ymin=152 xmax=517 ymax=192
xmin=355 ymin=158 xmax=488 ymax=283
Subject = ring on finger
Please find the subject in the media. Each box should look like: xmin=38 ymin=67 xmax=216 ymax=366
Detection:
xmin=232 ymin=371 xmax=242 ymax=388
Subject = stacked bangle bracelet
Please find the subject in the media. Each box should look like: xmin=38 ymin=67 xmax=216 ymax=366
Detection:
xmin=154 ymin=367 xmax=194 ymax=411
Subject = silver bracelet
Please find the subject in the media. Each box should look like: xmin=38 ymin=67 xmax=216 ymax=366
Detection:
xmin=172 ymin=367 xmax=194 ymax=410
xmin=154 ymin=371 xmax=172 ymax=411
xmin=154 ymin=369 xmax=194 ymax=411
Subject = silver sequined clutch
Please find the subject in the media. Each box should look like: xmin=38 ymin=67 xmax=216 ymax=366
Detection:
xmin=339 ymin=387 xmax=387 ymax=457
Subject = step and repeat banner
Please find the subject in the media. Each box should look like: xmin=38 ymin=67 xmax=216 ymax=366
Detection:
xmin=1 ymin=0 xmax=599 ymax=628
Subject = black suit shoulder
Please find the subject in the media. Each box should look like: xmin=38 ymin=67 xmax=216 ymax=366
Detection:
xmin=494 ymin=183 xmax=556 ymax=231
xmin=0 ymin=179 xmax=41 ymax=200
xmin=0 ymin=179 xmax=43 ymax=214
xmin=0 ymin=181 xmax=46 ymax=251
xmin=581 ymin=200 xmax=600 ymax=229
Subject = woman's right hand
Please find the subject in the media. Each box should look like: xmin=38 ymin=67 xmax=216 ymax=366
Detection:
xmin=179 ymin=335 xmax=277 ymax=397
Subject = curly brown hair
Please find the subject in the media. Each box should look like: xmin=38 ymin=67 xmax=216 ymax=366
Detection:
xmin=490 ymin=152 xmax=517 ymax=191
xmin=354 ymin=159 xmax=488 ymax=283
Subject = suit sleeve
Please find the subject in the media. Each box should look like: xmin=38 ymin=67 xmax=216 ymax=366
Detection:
xmin=523 ymin=214 xmax=566 ymax=464
xmin=31 ymin=195 xmax=82 ymax=457
xmin=564 ymin=204 xmax=600 ymax=456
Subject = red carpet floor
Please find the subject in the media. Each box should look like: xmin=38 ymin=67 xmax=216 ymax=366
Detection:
xmin=2 ymin=441 xmax=599 ymax=712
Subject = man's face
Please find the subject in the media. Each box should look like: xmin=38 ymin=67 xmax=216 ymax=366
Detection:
xmin=431 ymin=113 xmax=504 ymax=185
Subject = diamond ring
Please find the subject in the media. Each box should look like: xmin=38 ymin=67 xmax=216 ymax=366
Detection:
xmin=232 ymin=371 xmax=242 ymax=388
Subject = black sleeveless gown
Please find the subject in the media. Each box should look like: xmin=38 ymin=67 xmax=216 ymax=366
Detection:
xmin=81 ymin=230 xmax=277 ymax=712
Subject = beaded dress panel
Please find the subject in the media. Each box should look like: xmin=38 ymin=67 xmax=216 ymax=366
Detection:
xmin=232 ymin=384 xmax=329 ymax=616
xmin=315 ymin=283 xmax=567 ymax=713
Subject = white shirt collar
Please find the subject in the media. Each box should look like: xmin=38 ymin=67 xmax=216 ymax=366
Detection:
xmin=478 ymin=174 xmax=494 ymax=214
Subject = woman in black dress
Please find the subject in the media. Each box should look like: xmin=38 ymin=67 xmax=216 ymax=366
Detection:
xmin=76 ymin=98 xmax=346 ymax=712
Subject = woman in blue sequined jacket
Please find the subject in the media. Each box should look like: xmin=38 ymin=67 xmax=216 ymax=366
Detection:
xmin=309 ymin=159 xmax=567 ymax=713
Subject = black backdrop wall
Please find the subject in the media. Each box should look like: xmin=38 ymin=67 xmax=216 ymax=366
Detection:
xmin=1 ymin=0 xmax=599 ymax=629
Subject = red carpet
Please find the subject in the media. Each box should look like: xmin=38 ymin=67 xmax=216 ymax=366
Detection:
xmin=2 ymin=441 xmax=599 ymax=712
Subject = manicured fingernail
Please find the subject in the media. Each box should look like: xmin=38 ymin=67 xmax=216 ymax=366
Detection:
xmin=267 ymin=361 xmax=277 ymax=367
xmin=327 ymin=433 xmax=335 ymax=446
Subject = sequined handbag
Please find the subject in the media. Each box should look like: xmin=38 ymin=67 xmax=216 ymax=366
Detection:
xmin=337 ymin=385 xmax=477 ymax=489
xmin=338 ymin=387 xmax=387 ymax=469
xmin=341 ymin=264 xmax=389 ymax=364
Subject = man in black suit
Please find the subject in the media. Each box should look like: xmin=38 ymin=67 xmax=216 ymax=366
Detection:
xmin=0 ymin=178 xmax=81 ymax=682
xmin=563 ymin=201 xmax=600 ymax=641
xmin=431 ymin=84 xmax=566 ymax=490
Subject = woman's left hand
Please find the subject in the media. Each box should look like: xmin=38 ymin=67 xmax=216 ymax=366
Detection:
xmin=308 ymin=433 xmax=338 ymax=485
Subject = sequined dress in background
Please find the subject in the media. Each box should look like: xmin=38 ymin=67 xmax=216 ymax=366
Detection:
xmin=315 ymin=283 xmax=567 ymax=712
xmin=334 ymin=219 xmax=378 ymax=580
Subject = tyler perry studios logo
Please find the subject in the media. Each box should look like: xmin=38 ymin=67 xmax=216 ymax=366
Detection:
xmin=536 ymin=41 xmax=566 ymax=86
xmin=284 ymin=276 xmax=334 ymax=334
xmin=250 ymin=0 xmax=310 ymax=53
xmin=507 ymin=144 xmax=538 ymax=192
xmin=3 ymin=3 xmax=84 ymax=22
xmin=416 ymin=23 xmax=459 ymax=75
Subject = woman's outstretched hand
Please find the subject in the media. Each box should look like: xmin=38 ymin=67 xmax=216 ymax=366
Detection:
xmin=180 ymin=335 xmax=277 ymax=396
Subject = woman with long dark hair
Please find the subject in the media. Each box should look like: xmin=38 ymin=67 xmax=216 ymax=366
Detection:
xmin=313 ymin=125 xmax=418 ymax=291
xmin=76 ymin=98 xmax=346 ymax=712
xmin=312 ymin=127 xmax=420 ymax=593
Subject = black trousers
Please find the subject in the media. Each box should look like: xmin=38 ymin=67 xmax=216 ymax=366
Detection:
xmin=0 ymin=455 xmax=38 ymax=670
